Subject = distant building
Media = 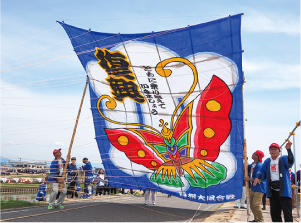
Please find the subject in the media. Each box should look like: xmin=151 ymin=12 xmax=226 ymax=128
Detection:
xmin=4 ymin=160 xmax=47 ymax=169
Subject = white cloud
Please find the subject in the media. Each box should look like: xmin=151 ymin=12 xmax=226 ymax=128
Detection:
xmin=242 ymin=59 xmax=300 ymax=90
xmin=54 ymin=141 xmax=64 ymax=146
xmin=0 ymin=80 xmax=99 ymax=163
xmin=242 ymin=11 xmax=300 ymax=35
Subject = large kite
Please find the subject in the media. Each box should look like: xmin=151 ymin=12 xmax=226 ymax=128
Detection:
xmin=60 ymin=13 xmax=244 ymax=203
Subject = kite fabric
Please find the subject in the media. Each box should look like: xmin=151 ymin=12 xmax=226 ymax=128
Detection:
xmin=59 ymin=13 xmax=244 ymax=203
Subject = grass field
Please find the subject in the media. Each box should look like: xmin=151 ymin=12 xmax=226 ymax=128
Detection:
xmin=1 ymin=199 xmax=44 ymax=210
xmin=1 ymin=183 xmax=40 ymax=188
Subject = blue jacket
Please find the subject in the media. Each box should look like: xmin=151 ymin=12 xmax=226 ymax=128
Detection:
xmin=39 ymin=182 xmax=47 ymax=192
xmin=67 ymin=163 xmax=78 ymax=182
xmin=256 ymin=149 xmax=294 ymax=198
xmin=68 ymin=163 xmax=77 ymax=174
xmin=36 ymin=191 xmax=46 ymax=201
xmin=248 ymin=162 xmax=266 ymax=193
xmin=36 ymin=182 xmax=47 ymax=201
xmin=48 ymin=158 xmax=67 ymax=183
xmin=82 ymin=162 xmax=93 ymax=183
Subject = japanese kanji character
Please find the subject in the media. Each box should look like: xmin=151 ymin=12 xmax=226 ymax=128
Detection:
xmin=207 ymin=195 xmax=215 ymax=201
xmin=157 ymin=98 xmax=164 ymax=104
xmin=216 ymin=195 xmax=225 ymax=201
xmin=95 ymin=48 xmax=135 ymax=80
xmin=226 ymin=194 xmax=235 ymax=200
xmin=188 ymin=193 xmax=196 ymax=199
xmin=106 ymin=77 xmax=145 ymax=104
xmin=198 ymin=195 xmax=206 ymax=201
xmin=150 ymin=83 xmax=158 ymax=90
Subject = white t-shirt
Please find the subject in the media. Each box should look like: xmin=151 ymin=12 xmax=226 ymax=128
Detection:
xmin=270 ymin=155 xmax=281 ymax=182
xmin=250 ymin=163 xmax=256 ymax=179
xmin=97 ymin=174 xmax=105 ymax=186
xmin=88 ymin=185 xmax=93 ymax=195
xmin=58 ymin=159 xmax=63 ymax=176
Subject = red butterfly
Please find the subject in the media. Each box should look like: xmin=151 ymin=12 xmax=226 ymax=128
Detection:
xmin=104 ymin=75 xmax=232 ymax=187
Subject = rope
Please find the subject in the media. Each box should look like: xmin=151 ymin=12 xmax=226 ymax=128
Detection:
xmin=0 ymin=53 xmax=76 ymax=73
xmin=1 ymin=25 xmax=61 ymax=53
xmin=0 ymin=196 xmax=189 ymax=222
xmin=0 ymin=203 xmax=103 ymax=222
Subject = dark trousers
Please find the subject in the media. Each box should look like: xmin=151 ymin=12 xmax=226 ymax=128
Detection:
xmin=262 ymin=193 xmax=266 ymax=207
xmin=84 ymin=183 xmax=89 ymax=193
xmin=111 ymin=187 xmax=117 ymax=194
xmin=96 ymin=186 xmax=109 ymax=195
xmin=67 ymin=181 xmax=78 ymax=198
xmin=269 ymin=189 xmax=293 ymax=222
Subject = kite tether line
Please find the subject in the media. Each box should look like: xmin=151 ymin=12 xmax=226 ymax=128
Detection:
xmin=242 ymin=74 xmax=251 ymax=221
xmin=59 ymin=76 xmax=89 ymax=192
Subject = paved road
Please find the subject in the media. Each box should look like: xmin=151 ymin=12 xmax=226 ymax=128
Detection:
xmin=1 ymin=194 xmax=221 ymax=222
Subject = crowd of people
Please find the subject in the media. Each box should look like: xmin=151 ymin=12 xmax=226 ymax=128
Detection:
xmin=41 ymin=142 xmax=299 ymax=222
xmin=235 ymin=141 xmax=300 ymax=222
xmin=43 ymin=148 xmax=145 ymax=209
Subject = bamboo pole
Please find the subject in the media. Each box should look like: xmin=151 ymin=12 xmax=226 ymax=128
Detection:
xmin=292 ymin=134 xmax=300 ymax=217
xmin=242 ymin=74 xmax=250 ymax=221
xmin=244 ymin=139 xmax=250 ymax=219
xmin=280 ymin=121 xmax=300 ymax=148
xmin=59 ymin=76 xmax=89 ymax=192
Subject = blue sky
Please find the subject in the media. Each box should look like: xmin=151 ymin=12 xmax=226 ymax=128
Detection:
xmin=1 ymin=0 xmax=300 ymax=170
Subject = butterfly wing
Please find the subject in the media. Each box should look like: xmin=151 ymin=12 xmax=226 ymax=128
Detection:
xmin=172 ymin=102 xmax=193 ymax=158
xmin=193 ymin=75 xmax=233 ymax=161
xmin=105 ymin=128 xmax=164 ymax=171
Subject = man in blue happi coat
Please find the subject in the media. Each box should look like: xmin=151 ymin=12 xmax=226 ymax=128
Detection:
xmin=67 ymin=157 xmax=78 ymax=198
xmin=245 ymin=150 xmax=265 ymax=222
xmin=48 ymin=148 xmax=69 ymax=210
xmin=254 ymin=142 xmax=294 ymax=222
xmin=79 ymin=157 xmax=93 ymax=195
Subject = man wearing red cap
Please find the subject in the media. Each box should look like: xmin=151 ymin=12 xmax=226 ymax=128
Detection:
xmin=48 ymin=148 xmax=70 ymax=210
xmin=254 ymin=142 xmax=294 ymax=222
xmin=245 ymin=150 xmax=265 ymax=222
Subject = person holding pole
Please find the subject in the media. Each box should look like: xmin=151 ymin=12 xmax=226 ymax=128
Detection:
xmin=79 ymin=157 xmax=93 ymax=197
xmin=245 ymin=150 xmax=265 ymax=222
xmin=48 ymin=148 xmax=70 ymax=210
xmin=67 ymin=157 xmax=78 ymax=198
xmin=253 ymin=142 xmax=294 ymax=222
